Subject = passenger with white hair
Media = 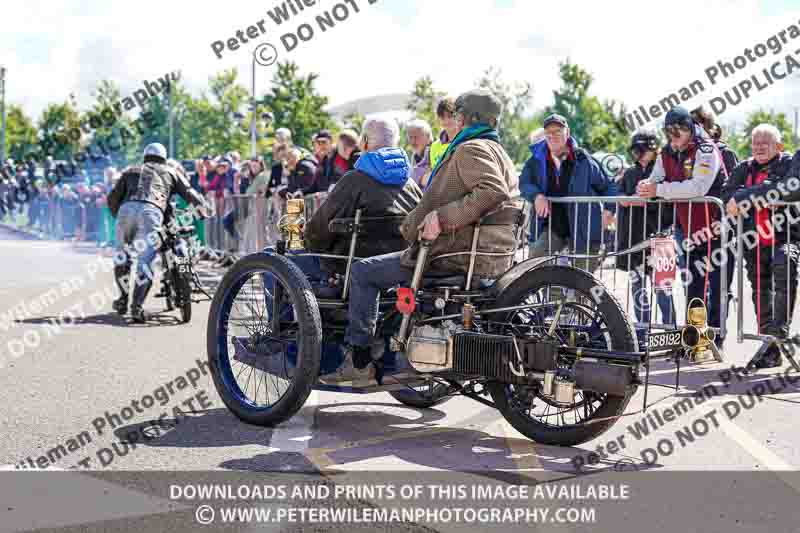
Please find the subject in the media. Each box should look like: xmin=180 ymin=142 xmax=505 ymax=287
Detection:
xmin=406 ymin=118 xmax=434 ymax=187
xmin=299 ymin=115 xmax=422 ymax=281
xmin=323 ymin=90 xmax=522 ymax=385
xmin=722 ymin=123 xmax=796 ymax=368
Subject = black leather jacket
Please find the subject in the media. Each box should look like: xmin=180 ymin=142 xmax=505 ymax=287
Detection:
xmin=107 ymin=160 xmax=206 ymax=216
xmin=304 ymin=168 xmax=422 ymax=273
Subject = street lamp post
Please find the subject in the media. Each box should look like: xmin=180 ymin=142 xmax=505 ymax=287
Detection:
xmin=250 ymin=53 xmax=258 ymax=159
xmin=168 ymin=78 xmax=174 ymax=159
xmin=0 ymin=67 xmax=6 ymax=163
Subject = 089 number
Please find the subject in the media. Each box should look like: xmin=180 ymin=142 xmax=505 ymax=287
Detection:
xmin=654 ymin=256 xmax=676 ymax=272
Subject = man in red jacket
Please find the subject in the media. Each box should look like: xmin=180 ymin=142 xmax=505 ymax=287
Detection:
xmin=637 ymin=106 xmax=733 ymax=351
xmin=723 ymin=125 xmax=797 ymax=368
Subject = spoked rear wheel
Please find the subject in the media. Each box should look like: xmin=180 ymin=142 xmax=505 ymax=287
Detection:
xmin=488 ymin=265 xmax=638 ymax=446
xmin=207 ymin=253 xmax=321 ymax=426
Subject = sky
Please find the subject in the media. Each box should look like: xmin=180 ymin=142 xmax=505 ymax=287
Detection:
xmin=2 ymin=0 xmax=800 ymax=134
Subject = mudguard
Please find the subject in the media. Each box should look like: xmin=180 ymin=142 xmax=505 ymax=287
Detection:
xmin=485 ymin=255 xmax=556 ymax=299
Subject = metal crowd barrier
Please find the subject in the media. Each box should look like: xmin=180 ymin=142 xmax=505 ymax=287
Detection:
xmin=736 ymin=201 xmax=800 ymax=344
xmin=525 ymin=196 xmax=729 ymax=340
xmin=202 ymin=191 xmax=329 ymax=256
xmin=2 ymin=193 xmax=112 ymax=245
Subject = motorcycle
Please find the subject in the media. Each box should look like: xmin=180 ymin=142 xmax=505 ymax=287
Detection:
xmin=206 ymin=199 xmax=702 ymax=446
xmin=154 ymin=218 xmax=211 ymax=323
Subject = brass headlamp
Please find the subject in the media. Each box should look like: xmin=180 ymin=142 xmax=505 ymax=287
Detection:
xmin=681 ymin=298 xmax=718 ymax=363
xmin=278 ymin=198 xmax=306 ymax=251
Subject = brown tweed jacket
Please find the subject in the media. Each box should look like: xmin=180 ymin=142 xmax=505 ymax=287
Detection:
xmin=400 ymin=138 xmax=523 ymax=277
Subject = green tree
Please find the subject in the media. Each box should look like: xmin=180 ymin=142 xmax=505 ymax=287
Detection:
xmin=477 ymin=67 xmax=535 ymax=165
xmin=547 ymin=60 xmax=628 ymax=154
xmin=84 ymin=79 xmax=140 ymax=166
xmin=342 ymin=111 xmax=365 ymax=134
xmin=727 ymin=110 xmax=797 ymax=156
xmin=4 ymin=105 xmax=38 ymax=161
xmin=36 ymin=96 xmax=83 ymax=161
xmin=142 ymin=70 xmax=251 ymax=160
xmin=259 ymin=61 xmax=334 ymax=152
xmin=138 ymin=83 xmax=173 ymax=154
xmin=407 ymin=76 xmax=445 ymax=132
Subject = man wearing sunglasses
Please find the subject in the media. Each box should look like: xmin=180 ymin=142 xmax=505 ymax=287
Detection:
xmin=637 ymin=106 xmax=733 ymax=351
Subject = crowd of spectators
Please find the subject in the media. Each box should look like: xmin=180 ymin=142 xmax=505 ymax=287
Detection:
xmin=1 ymin=155 xmax=119 ymax=245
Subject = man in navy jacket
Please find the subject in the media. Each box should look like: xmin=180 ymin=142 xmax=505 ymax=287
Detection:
xmin=520 ymin=114 xmax=617 ymax=271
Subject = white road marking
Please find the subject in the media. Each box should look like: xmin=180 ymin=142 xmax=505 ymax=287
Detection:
xmin=717 ymin=416 xmax=797 ymax=469
xmin=268 ymin=390 xmax=319 ymax=455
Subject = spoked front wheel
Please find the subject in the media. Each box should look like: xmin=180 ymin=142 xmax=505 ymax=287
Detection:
xmin=207 ymin=252 xmax=322 ymax=426
xmin=488 ymin=265 xmax=638 ymax=446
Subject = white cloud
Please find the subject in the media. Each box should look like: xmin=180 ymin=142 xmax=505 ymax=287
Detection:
xmin=2 ymin=0 xmax=800 ymax=136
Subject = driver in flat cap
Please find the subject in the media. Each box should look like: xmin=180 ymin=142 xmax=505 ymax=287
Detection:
xmin=320 ymin=89 xmax=523 ymax=385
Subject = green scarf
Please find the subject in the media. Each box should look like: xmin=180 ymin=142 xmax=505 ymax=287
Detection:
xmin=424 ymin=123 xmax=500 ymax=191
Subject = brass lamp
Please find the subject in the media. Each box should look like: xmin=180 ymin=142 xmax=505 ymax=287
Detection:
xmin=682 ymin=298 xmax=718 ymax=363
xmin=279 ymin=198 xmax=306 ymax=250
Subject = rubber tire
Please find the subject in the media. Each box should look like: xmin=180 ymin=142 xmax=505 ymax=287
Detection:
xmin=180 ymin=301 xmax=192 ymax=324
xmin=207 ymin=252 xmax=322 ymax=427
xmin=174 ymin=270 xmax=192 ymax=324
xmin=488 ymin=264 xmax=638 ymax=446
xmin=388 ymin=383 xmax=453 ymax=408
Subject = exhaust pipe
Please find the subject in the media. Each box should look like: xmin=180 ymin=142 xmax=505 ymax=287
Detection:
xmin=573 ymin=359 xmax=634 ymax=397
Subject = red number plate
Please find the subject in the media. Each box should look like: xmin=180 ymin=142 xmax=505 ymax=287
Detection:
xmin=651 ymin=237 xmax=677 ymax=291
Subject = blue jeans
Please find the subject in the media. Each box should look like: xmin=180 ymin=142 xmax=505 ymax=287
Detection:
xmin=115 ymin=201 xmax=164 ymax=283
xmin=673 ymin=225 xmax=687 ymax=271
xmin=630 ymin=268 xmax=674 ymax=324
xmin=223 ymin=210 xmax=240 ymax=242
xmin=346 ymin=251 xmax=415 ymax=347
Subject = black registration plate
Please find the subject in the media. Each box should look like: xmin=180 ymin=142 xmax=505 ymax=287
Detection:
xmin=647 ymin=330 xmax=682 ymax=350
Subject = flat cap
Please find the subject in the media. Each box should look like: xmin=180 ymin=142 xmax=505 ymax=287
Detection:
xmin=455 ymin=89 xmax=503 ymax=123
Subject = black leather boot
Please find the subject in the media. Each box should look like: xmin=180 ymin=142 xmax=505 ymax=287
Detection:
xmin=113 ymin=263 xmax=131 ymax=315
xmin=130 ymin=279 xmax=152 ymax=324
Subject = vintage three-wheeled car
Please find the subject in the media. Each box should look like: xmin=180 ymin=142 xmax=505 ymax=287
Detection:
xmin=206 ymin=199 xmax=710 ymax=446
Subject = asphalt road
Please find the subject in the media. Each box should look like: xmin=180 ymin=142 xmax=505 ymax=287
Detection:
xmin=1 ymin=225 xmax=800 ymax=533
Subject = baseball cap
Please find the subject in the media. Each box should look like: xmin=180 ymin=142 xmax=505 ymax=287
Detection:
xmin=454 ymin=90 xmax=503 ymax=124
xmin=664 ymin=106 xmax=693 ymax=129
xmin=543 ymin=114 xmax=569 ymax=129
xmin=315 ymin=129 xmax=333 ymax=141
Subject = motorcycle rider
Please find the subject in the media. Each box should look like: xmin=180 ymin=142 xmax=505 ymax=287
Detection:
xmin=107 ymin=143 xmax=209 ymax=323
